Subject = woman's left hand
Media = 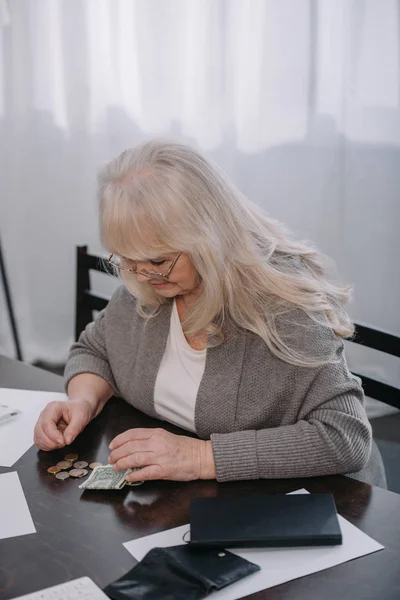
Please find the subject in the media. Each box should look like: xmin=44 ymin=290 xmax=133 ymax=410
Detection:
xmin=108 ymin=428 xmax=216 ymax=483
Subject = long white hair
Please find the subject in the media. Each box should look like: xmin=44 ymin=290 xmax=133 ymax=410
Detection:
xmin=98 ymin=139 xmax=354 ymax=366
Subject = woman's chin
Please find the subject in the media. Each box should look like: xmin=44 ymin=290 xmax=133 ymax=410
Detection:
xmin=151 ymin=285 xmax=178 ymax=297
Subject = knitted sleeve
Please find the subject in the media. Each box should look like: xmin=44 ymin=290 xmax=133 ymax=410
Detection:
xmin=211 ymin=325 xmax=371 ymax=482
xmin=64 ymin=309 xmax=118 ymax=395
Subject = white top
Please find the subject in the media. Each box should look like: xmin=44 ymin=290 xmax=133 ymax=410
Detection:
xmin=154 ymin=300 xmax=207 ymax=432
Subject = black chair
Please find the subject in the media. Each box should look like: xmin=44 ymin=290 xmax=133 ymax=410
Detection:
xmin=351 ymin=324 xmax=400 ymax=410
xmin=0 ymin=235 xmax=23 ymax=360
xmin=350 ymin=325 xmax=400 ymax=493
xmin=75 ymin=246 xmax=115 ymax=341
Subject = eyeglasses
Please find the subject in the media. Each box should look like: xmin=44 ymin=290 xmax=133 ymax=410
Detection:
xmin=108 ymin=252 xmax=182 ymax=281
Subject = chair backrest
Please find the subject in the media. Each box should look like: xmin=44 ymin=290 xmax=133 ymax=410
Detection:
xmin=75 ymin=246 xmax=114 ymax=341
xmin=351 ymin=323 xmax=400 ymax=409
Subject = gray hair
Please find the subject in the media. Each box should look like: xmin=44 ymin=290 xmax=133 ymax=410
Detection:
xmin=98 ymin=139 xmax=354 ymax=366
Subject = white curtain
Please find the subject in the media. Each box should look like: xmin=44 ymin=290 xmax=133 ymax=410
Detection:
xmin=0 ymin=0 xmax=399 ymax=388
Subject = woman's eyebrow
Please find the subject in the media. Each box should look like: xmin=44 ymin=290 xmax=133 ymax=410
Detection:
xmin=128 ymin=254 xmax=170 ymax=261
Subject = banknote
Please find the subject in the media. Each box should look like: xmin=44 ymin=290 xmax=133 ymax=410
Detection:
xmin=78 ymin=465 xmax=143 ymax=490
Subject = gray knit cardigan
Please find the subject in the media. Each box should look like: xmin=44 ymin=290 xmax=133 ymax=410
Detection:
xmin=64 ymin=286 xmax=386 ymax=487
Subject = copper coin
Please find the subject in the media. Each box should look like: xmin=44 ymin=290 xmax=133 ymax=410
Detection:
xmin=47 ymin=466 xmax=61 ymax=475
xmin=55 ymin=471 xmax=70 ymax=480
xmin=89 ymin=462 xmax=103 ymax=470
xmin=69 ymin=468 xmax=86 ymax=478
xmin=73 ymin=461 xmax=88 ymax=469
xmin=64 ymin=453 xmax=79 ymax=462
xmin=56 ymin=460 xmax=72 ymax=470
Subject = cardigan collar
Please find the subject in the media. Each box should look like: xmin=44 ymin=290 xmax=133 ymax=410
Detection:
xmin=133 ymin=300 xmax=247 ymax=438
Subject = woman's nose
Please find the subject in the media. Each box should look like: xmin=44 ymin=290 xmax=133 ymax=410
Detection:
xmin=135 ymin=272 xmax=149 ymax=284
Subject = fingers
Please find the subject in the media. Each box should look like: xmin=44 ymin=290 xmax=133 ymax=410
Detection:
xmin=42 ymin=419 xmax=65 ymax=447
xmin=33 ymin=427 xmax=63 ymax=451
xmin=34 ymin=403 xmax=66 ymax=450
xmin=34 ymin=401 xmax=89 ymax=451
xmin=111 ymin=451 xmax=157 ymax=472
xmin=108 ymin=439 xmax=152 ymax=465
xmin=108 ymin=435 xmax=159 ymax=472
xmin=109 ymin=428 xmax=157 ymax=450
xmin=125 ymin=465 xmax=163 ymax=482
xmin=58 ymin=419 xmax=68 ymax=433
xmin=63 ymin=407 xmax=87 ymax=445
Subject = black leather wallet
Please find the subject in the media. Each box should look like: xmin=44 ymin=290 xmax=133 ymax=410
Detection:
xmin=103 ymin=544 xmax=260 ymax=599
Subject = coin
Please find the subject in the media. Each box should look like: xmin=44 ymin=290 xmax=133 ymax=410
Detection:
xmin=55 ymin=471 xmax=70 ymax=480
xmin=73 ymin=461 xmax=88 ymax=469
xmin=64 ymin=453 xmax=79 ymax=462
xmin=56 ymin=460 xmax=72 ymax=470
xmin=79 ymin=469 xmax=88 ymax=478
xmin=69 ymin=468 xmax=86 ymax=478
xmin=47 ymin=466 xmax=61 ymax=475
xmin=89 ymin=462 xmax=103 ymax=469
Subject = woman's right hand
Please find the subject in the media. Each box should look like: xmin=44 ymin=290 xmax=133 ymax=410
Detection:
xmin=34 ymin=399 xmax=93 ymax=451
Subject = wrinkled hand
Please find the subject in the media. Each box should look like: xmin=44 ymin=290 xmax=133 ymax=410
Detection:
xmin=108 ymin=428 xmax=216 ymax=482
xmin=34 ymin=400 xmax=92 ymax=451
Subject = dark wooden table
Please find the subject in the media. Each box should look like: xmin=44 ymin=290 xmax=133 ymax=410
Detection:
xmin=1 ymin=354 xmax=400 ymax=600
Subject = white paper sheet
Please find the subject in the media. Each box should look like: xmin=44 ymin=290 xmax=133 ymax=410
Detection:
xmin=123 ymin=490 xmax=384 ymax=599
xmin=0 ymin=471 xmax=36 ymax=539
xmin=0 ymin=388 xmax=68 ymax=467
xmin=12 ymin=577 xmax=108 ymax=599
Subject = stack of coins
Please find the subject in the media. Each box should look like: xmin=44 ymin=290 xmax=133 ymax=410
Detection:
xmin=47 ymin=454 xmax=103 ymax=481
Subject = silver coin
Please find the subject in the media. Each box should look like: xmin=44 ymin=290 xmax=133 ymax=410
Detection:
xmin=69 ymin=468 xmax=85 ymax=478
xmin=73 ymin=461 xmax=88 ymax=469
xmin=56 ymin=460 xmax=72 ymax=470
xmin=55 ymin=471 xmax=70 ymax=480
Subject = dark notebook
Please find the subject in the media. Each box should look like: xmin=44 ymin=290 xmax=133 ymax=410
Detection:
xmin=190 ymin=493 xmax=342 ymax=548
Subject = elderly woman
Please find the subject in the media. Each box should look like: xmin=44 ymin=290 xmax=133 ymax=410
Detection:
xmin=34 ymin=140 xmax=385 ymax=487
